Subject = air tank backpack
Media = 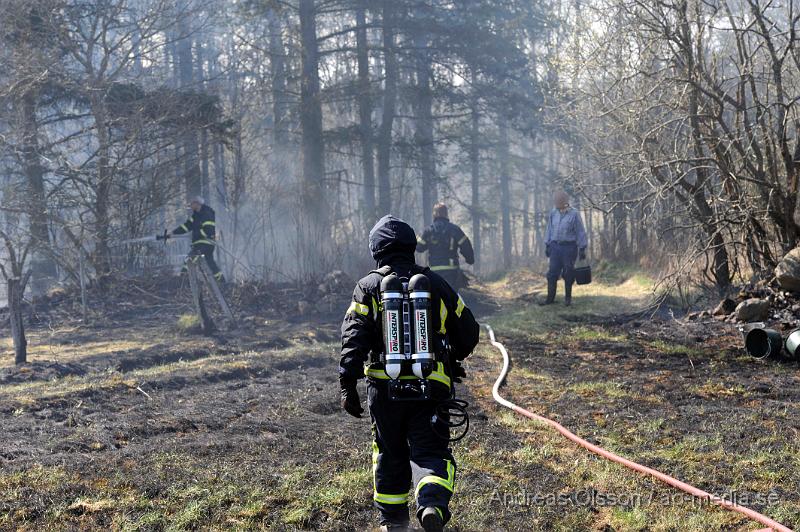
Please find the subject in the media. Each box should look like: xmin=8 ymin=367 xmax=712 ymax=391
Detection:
xmin=372 ymin=266 xmax=471 ymax=440
xmin=374 ymin=267 xmax=438 ymax=401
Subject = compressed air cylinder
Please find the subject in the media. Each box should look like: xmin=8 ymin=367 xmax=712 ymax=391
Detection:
xmin=409 ymin=274 xmax=434 ymax=379
xmin=380 ymin=274 xmax=405 ymax=380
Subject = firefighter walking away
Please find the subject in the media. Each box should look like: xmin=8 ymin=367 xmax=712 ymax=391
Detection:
xmin=339 ymin=215 xmax=480 ymax=531
xmin=416 ymin=203 xmax=474 ymax=291
xmin=166 ymin=196 xmax=225 ymax=283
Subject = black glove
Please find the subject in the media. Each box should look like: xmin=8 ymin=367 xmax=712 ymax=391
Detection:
xmin=579 ymin=248 xmax=586 ymax=261
xmin=545 ymin=243 xmax=551 ymax=258
xmin=340 ymin=379 xmax=364 ymax=418
xmin=156 ymin=230 xmax=170 ymax=241
xmin=450 ymin=360 xmax=467 ymax=383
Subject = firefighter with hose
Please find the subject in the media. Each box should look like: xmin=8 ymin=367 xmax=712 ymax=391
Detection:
xmin=162 ymin=196 xmax=225 ymax=283
xmin=339 ymin=215 xmax=479 ymax=531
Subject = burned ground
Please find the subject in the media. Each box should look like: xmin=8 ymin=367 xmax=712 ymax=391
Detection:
xmin=1 ymin=272 xmax=798 ymax=531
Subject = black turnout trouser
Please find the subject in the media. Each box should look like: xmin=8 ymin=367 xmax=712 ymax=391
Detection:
xmin=368 ymin=380 xmax=456 ymax=525
xmin=185 ymin=243 xmax=222 ymax=279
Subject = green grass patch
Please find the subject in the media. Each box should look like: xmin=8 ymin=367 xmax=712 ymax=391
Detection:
xmin=176 ymin=313 xmax=200 ymax=331
xmin=280 ymin=466 xmax=370 ymax=526
xmin=487 ymin=273 xmax=655 ymax=338
xmin=647 ymin=339 xmax=706 ymax=358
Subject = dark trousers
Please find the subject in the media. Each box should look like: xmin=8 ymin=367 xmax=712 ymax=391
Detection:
xmin=547 ymin=241 xmax=578 ymax=286
xmin=367 ymin=382 xmax=456 ymax=525
xmin=185 ymin=244 xmax=222 ymax=278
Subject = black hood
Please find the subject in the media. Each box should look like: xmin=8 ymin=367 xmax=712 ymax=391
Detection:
xmin=369 ymin=215 xmax=417 ymax=264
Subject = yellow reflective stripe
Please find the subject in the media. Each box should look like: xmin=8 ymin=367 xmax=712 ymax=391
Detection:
xmin=192 ymin=239 xmax=215 ymax=246
xmin=430 ymin=265 xmax=457 ymax=271
xmin=366 ymin=363 xmax=449 ymax=386
xmin=366 ymin=367 xmax=388 ymax=379
xmin=428 ymin=362 xmax=451 ymax=388
xmin=371 ymin=296 xmax=379 ymax=320
xmin=374 ymin=492 xmax=409 ymax=505
xmin=348 ymin=301 xmax=370 ymax=316
xmin=200 ymin=228 xmax=208 ymax=238
xmin=455 ymin=295 xmax=465 ymax=318
xmin=415 ymin=459 xmax=455 ymax=497
xmin=202 ymin=221 xmax=216 ymax=227
xmin=372 ymin=439 xmax=409 ymax=504
xmin=372 ymin=440 xmax=379 ymax=495
xmin=179 ymin=223 xmax=189 ymax=232
xmin=458 ymin=235 xmax=468 ymax=245
xmin=439 ymin=300 xmax=447 ymax=334
xmin=365 ymin=367 xmax=417 ymax=380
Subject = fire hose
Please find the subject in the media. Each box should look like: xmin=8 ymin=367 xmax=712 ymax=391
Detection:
xmin=483 ymin=324 xmax=793 ymax=532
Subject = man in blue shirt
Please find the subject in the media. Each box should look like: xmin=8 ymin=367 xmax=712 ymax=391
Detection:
xmin=542 ymin=191 xmax=588 ymax=306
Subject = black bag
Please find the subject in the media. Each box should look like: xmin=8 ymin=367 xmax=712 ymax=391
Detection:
xmin=574 ymin=260 xmax=592 ymax=285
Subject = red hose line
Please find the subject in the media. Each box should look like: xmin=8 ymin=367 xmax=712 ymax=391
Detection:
xmin=484 ymin=324 xmax=793 ymax=532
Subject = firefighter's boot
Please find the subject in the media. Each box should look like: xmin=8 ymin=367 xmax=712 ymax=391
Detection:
xmin=420 ymin=507 xmax=444 ymax=532
xmin=380 ymin=520 xmax=411 ymax=532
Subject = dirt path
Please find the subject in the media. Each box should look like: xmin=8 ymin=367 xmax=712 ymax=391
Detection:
xmin=1 ymin=274 xmax=798 ymax=531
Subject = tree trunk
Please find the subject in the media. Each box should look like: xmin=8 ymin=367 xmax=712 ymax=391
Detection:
xmin=414 ymin=32 xmax=436 ymax=227
xmin=213 ymin=140 xmax=226 ymax=206
xmin=470 ymin=89 xmax=481 ymax=274
xmin=356 ymin=1 xmax=376 ymax=226
xmin=522 ymin=188 xmax=530 ymax=261
xmin=299 ymin=0 xmax=326 ymax=276
xmin=498 ymin=123 xmax=512 ymax=270
xmin=21 ymin=91 xmax=56 ymax=291
xmin=680 ymin=0 xmax=730 ymax=291
xmin=376 ymin=0 xmax=397 ymax=215
xmin=269 ymin=8 xmax=289 ymax=149
xmin=196 ymin=42 xmax=210 ymax=197
xmin=178 ymin=19 xmax=201 ymax=199
xmin=90 ymin=95 xmax=112 ymax=283
xmin=9 ymin=277 xmax=27 ymax=365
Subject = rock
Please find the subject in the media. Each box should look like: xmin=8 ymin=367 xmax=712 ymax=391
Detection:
xmin=775 ymin=248 xmax=800 ymax=291
xmin=735 ymin=298 xmax=770 ymax=322
xmin=712 ymin=298 xmax=737 ymax=316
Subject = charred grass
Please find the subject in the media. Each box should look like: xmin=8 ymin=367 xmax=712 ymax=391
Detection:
xmin=1 ymin=272 xmax=799 ymax=530
xmin=477 ymin=271 xmax=800 ymax=530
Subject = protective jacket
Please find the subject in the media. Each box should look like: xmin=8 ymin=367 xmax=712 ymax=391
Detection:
xmin=173 ymin=204 xmax=216 ymax=246
xmin=339 ymin=215 xmax=480 ymax=527
xmin=416 ymin=217 xmax=474 ymax=273
xmin=340 ymin=217 xmax=479 ymax=383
